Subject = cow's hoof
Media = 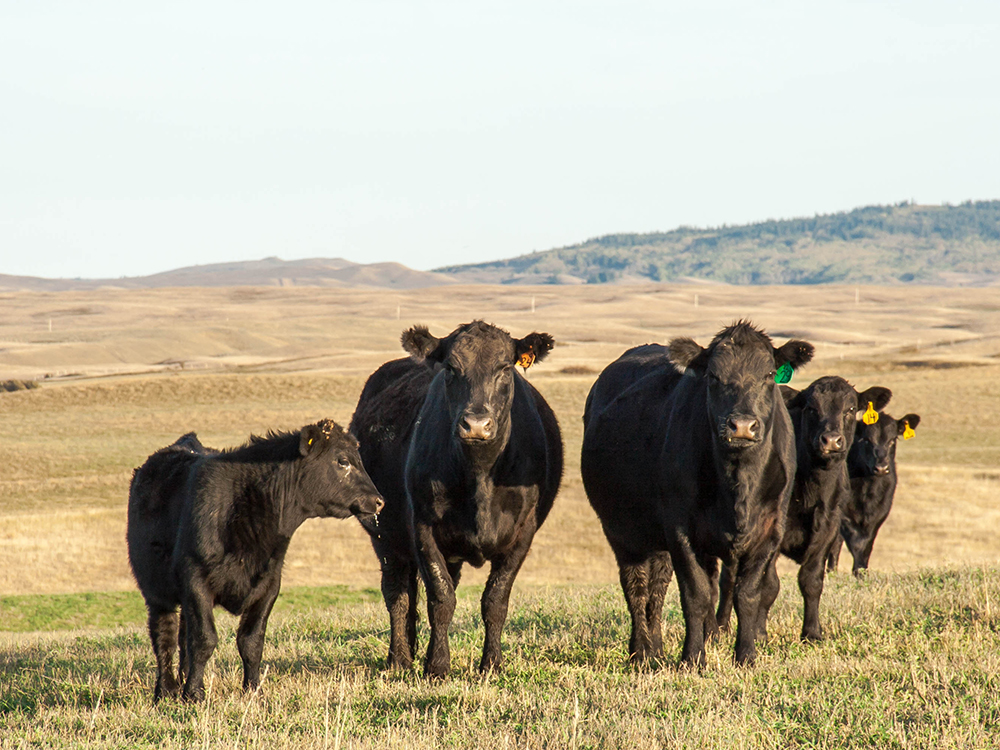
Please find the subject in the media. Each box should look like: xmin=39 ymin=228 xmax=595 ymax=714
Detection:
xmin=423 ymin=662 xmax=449 ymax=681
xmin=387 ymin=653 xmax=414 ymax=671
xmin=478 ymin=657 xmax=503 ymax=675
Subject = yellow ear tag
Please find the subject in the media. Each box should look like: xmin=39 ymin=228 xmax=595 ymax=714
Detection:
xmin=517 ymin=351 xmax=536 ymax=371
xmin=862 ymin=402 xmax=880 ymax=425
xmin=902 ymin=421 xmax=916 ymax=440
xmin=308 ymin=438 xmax=313 ymax=445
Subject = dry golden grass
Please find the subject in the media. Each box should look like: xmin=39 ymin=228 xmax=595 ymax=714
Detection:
xmin=1 ymin=283 xmax=999 ymax=597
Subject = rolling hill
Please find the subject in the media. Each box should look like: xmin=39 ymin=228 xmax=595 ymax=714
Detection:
xmin=438 ymin=201 xmax=1000 ymax=286
xmin=4 ymin=201 xmax=1000 ymax=290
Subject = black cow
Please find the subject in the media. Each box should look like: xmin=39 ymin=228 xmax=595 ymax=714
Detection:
xmin=827 ymin=410 xmax=921 ymax=575
xmin=717 ymin=377 xmax=891 ymax=642
xmin=127 ymin=419 xmax=383 ymax=702
xmin=351 ymin=321 xmax=563 ymax=678
xmin=581 ymin=321 xmax=814 ymax=667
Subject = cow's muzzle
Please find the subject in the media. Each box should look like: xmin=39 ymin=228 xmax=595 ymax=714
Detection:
xmin=724 ymin=415 xmax=761 ymax=444
xmin=818 ymin=432 xmax=846 ymax=455
xmin=458 ymin=413 xmax=495 ymax=441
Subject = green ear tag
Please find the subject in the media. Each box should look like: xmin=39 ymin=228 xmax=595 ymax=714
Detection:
xmin=775 ymin=362 xmax=794 ymax=384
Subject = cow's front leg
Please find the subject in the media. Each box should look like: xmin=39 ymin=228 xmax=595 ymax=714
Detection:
xmin=236 ymin=569 xmax=282 ymax=693
xmin=670 ymin=541 xmax=714 ymax=668
xmin=733 ymin=550 xmax=775 ymax=666
xmin=480 ymin=526 xmax=535 ymax=673
xmin=414 ymin=521 xmax=456 ymax=679
xmin=181 ymin=573 xmax=218 ymax=702
xmin=798 ymin=550 xmax=828 ymax=641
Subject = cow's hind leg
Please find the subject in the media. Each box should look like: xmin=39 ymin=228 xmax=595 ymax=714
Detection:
xmin=479 ymin=528 xmax=534 ymax=674
xmin=236 ymin=573 xmax=282 ymax=693
xmin=180 ymin=576 xmax=218 ymax=702
xmin=716 ymin=560 xmax=737 ymax=632
xmin=755 ymin=556 xmax=780 ymax=642
xmin=617 ymin=558 xmax=652 ymax=664
xmin=644 ymin=552 xmax=673 ymax=662
xmin=147 ymin=607 xmax=181 ymax=702
xmin=826 ymin=533 xmax=844 ymax=573
xmin=177 ymin=610 xmax=187 ymax=684
xmin=380 ymin=554 xmax=416 ymax=669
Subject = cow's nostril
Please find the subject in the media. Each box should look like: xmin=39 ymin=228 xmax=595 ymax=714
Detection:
xmin=459 ymin=415 xmax=494 ymax=440
xmin=727 ymin=417 xmax=758 ymax=440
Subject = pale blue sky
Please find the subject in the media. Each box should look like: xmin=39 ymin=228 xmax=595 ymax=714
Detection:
xmin=2 ymin=1 xmax=998 ymax=279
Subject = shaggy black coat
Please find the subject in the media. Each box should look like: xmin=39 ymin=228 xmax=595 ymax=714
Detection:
xmin=827 ymin=411 xmax=921 ymax=574
xmin=351 ymin=321 xmax=563 ymax=678
xmin=127 ymin=420 xmax=383 ymax=702
xmin=717 ymin=377 xmax=891 ymax=641
xmin=581 ymin=321 xmax=814 ymax=667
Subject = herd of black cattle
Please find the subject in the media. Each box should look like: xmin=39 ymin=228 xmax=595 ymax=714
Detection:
xmin=126 ymin=319 xmax=920 ymax=702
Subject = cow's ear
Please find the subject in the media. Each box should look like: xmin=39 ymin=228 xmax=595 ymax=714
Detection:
xmin=401 ymin=325 xmax=445 ymax=363
xmin=781 ymin=385 xmax=803 ymax=408
xmin=668 ymin=337 xmax=708 ymax=373
xmin=858 ymin=386 xmax=892 ymax=412
xmin=299 ymin=424 xmax=325 ymax=457
xmin=774 ymin=339 xmax=815 ymax=372
xmin=514 ymin=332 xmax=555 ymax=367
xmin=898 ymin=413 xmax=921 ymax=432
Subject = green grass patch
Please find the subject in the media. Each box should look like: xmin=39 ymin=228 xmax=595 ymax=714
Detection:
xmin=3 ymin=570 xmax=1000 ymax=746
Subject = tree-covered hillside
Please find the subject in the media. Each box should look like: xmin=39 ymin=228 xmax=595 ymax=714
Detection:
xmin=437 ymin=201 xmax=1000 ymax=285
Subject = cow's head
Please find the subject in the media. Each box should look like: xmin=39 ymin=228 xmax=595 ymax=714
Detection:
xmin=401 ymin=321 xmax=553 ymax=444
xmin=298 ymin=419 xmax=384 ymax=519
xmin=784 ymin=377 xmax=892 ymax=463
xmin=668 ymin=320 xmax=814 ymax=449
xmin=851 ymin=411 xmax=921 ymax=476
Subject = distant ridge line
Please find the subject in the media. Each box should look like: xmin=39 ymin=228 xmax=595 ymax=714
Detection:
xmin=4 ymin=201 xmax=999 ymax=290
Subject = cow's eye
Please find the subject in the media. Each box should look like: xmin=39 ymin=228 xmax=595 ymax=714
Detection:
xmin=337 ymin=457 xmax=351 ymax=469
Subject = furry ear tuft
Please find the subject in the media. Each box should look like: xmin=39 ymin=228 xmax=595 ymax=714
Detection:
xmin=299 ymin=424 xmax=325 ymax=457
xmin=400 ymin=325 xmax=441 ymax=362
xmin=857 ymin=386 xmax=892 ymax=413
xmin=515 ymin=332 xmax=555 ymax=366
xmin=774 ymin=339 xmax=815 ymax=371
xmin=667 ymin=337 xmax=707 ymax=372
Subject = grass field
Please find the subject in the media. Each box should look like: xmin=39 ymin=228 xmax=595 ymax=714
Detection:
xmin=2 ymin=284 xmax=1000 ymax=747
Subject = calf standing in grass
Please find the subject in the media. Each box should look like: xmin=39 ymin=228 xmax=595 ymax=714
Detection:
xmin=351 ymin=321 xmax=562 ymax=678
xmin=582 ymin=321 xmax=814 ymax=667
xmin=127 ymin=419 xmax=383 ymax=702
xmin=717 ymin=377 xmax=891 ymax=642
xmin=827 ymin=410 xmax=921 ymax=575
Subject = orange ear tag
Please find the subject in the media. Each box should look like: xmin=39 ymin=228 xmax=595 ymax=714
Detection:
xmin=518 ymin=351 xmax=536 ymax=371
xmin=902 ymin=421 xmax=916 ymax=440
xmin=862 ymin=402 xmax=880 ymax=425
